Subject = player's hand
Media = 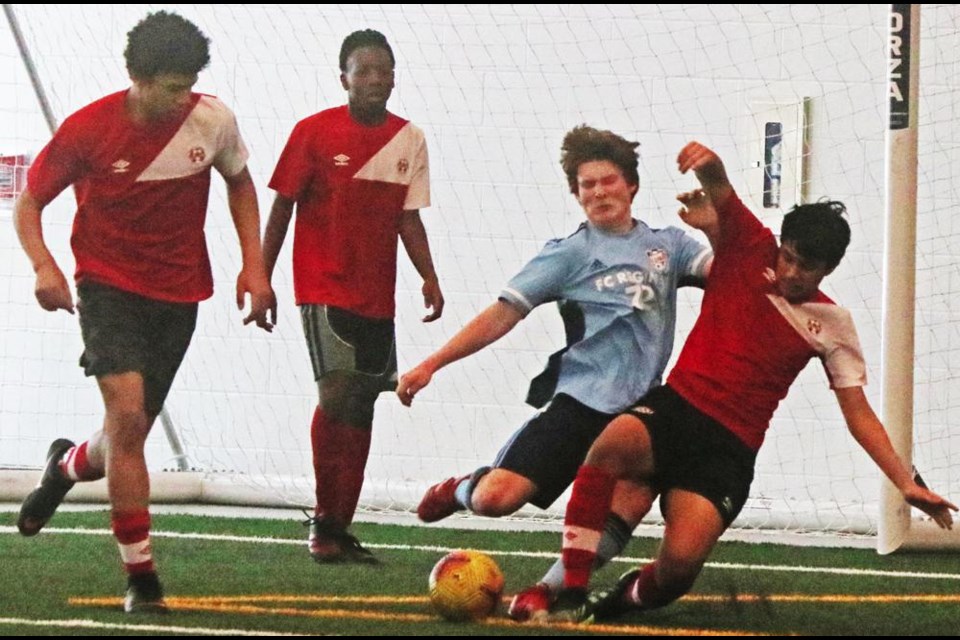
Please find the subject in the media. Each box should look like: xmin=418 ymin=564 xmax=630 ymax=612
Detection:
xmin=677 ymin=141 xmax=730 ymax=188
xmin=676 ymin=188 xmax=718 ymax=231
xmin=34 ymin=262 xmax=74 ymax=314
xmin=903 ymin=484 xmax=957 ymax=530
xmin=236 ymin=268 xmax=277 ymax=332
xmin=421 ymin=276 xmax=445 ymax=323
xmin=397 ymin=364 xmax=434 ymax=407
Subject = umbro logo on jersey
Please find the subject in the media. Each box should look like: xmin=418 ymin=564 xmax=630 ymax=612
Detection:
xmin=590 ymin=259 xmax=607 ymax=271
xmin=188 ymin=147 xmax=206 ymax=163
xmin=112 ymin=159 xmax=131 ymax=173
xmin=397 ymin=158 xmax=409 ymax=174
xmin=334 ymin=154 xmax=350 ymax=166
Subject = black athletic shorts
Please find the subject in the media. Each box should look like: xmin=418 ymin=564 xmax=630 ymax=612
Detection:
xmin=625 ymin=385 xmax=757 ymax=527
xmin=77 ymin=280 xmax=198 ymax=419
xmin=494 ymin=393 xmax=616 ymax=509
xmin=300 ymin=304 xmax=397 ymax=392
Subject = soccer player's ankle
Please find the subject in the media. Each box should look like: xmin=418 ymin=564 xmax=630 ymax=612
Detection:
xmin=112 ymin=509 xmax=154 ymax=575
xmin=59 ymin=441 xmax=105 ymax=482
xmin=563 ymin=565 xmax=592 ymax=591
xmin=457 ymin=465 xmax=491 ymax=512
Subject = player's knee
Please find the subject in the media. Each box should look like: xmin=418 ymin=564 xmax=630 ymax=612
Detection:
xmin=104 ymin=409 xmax=150 ymax=448
xmin=469 ymin=478 xmax=528 ymax=517
xmin=320 ymin=380 xmax=377 ymax=426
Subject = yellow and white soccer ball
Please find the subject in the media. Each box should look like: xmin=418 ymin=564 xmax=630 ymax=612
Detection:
xmin=428 ymin=549 xmax=505 ymax=621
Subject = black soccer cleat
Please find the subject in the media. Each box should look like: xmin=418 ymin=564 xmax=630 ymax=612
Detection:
xmin=304 ymin=514 xmax=379 ymax=565
xmin=124 ymin=571 xmax=169 ymax=614
xmin=545 ymin=587 xmax=588 ymax=622
xmin=17 ymin=438 xmax=76 ymax=536
xmin=579 ymin=568 xmax=643 ymax=624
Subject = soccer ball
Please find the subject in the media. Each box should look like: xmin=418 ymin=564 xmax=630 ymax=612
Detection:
xmin=428 ymin=550 xmax=505 ymax=621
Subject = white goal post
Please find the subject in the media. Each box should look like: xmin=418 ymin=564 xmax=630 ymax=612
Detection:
xmin=1 ymin=5 xmax=957 ymax=548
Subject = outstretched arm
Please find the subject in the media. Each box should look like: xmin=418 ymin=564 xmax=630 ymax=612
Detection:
xmin=224 ymin=167 xmax=276 ymax=331
xmin=13 ymin=190 xmax=74 ymax=314
xmin=835 ymin=386 xmax=957 ymax=529
xmin=396 ymin=300 xmax=523 ymax=406
xmin=398 ymin=209 xmax=444 ymax=322
xmin=677 ymin=141 xmax=734 ymax=210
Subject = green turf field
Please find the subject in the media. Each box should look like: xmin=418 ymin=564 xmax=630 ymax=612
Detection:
xmin=1 ymin=510 xmax=958 ymax=635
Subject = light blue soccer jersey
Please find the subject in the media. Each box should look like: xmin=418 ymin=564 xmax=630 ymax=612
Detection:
xmin=500 ymin=220 xmax=711 ymax=414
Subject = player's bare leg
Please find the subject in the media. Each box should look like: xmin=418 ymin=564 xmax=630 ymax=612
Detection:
xmin=545 ymin=412 xmax=654 ymax=621
xmin=97 ymin=371 xmax=167 ymax=613
xmin=469 ymin=469 xmax=537 ymax=516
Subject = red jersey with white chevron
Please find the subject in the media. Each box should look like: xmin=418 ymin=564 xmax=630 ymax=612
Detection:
xmin=26 ymin=90 xmax=249 ymax=303
xmin=268 ymin=106 xmax=430 ymax=319
xmin=667 ymin=194 xmax=866 ymax=451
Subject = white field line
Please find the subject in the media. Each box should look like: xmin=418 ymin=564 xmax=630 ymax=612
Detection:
xmin=0 ymin=616 xmax=307 ymax=636
xmin=2 ymin=524 xmax=959 ymax=581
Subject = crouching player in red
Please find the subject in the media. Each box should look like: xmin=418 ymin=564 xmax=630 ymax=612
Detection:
xmin=540 ymin=141 xmax=957 ymax=622
xmin=14 ymin=11 xmax=275 ymax=613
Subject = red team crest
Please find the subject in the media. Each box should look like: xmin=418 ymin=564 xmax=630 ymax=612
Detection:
xmin=397 ymin=158 xmax=409 ymax=174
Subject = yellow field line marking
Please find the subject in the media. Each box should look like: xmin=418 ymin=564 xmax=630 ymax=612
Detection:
xmin=69 ymin=596 xmax=771 ymax=636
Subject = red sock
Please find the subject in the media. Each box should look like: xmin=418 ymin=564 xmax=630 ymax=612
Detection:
xmin=562 ymin=465 xmax=616 ymax=590
xmin=631 ymin=562 xmax=684 ymax=609
xmin=59 ymin=441 xmax=105 ymax=482
xmin=335 ymin=425 xmax=372 ymax=526
xmin=111 ymin=509 xmax=154 ymax=575
xmin=311 ymin=406 xmax=341 ymax=523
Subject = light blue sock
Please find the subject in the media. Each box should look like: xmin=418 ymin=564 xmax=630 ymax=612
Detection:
xmin=454 ymin=466 xmax=491 ymax=511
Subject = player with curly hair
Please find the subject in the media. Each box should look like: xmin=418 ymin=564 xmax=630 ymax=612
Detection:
xmin=14 ymin=10 xmax=275 ymax=613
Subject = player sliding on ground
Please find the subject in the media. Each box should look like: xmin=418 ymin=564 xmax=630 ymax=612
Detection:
xmin=538 ymin=141 xmax=957 ymax=623
xmin=14 ymin=11 xmax=275 ymax=613
xmin=397 ymin=125 xmax=714 ymax=620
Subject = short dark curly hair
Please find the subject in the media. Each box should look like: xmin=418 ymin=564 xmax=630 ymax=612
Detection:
xmin=339 ymin=29 xmax=395 ymax=71
xmin=124 ymin=11 xmax=210 ymax=80
xmin=780 ymin=199 xmax=851 ymax=270
xmin=560 ymin=125 xmax=640 ymax=196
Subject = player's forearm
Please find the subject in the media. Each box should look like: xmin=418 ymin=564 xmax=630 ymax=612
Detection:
xmin=13 ymin=190 xmax=58 ymax=273
xmin=398 ymin=210 xmax=439 ymax=286
xmin=263 ymin=194 xmax=295 ymax=281
xmin=420 ymin=301 xmax=522 ymax=375
xmin=836 ymin=387 xmax=914 ymax=492
xmin=225 ymin=169 xmax=267 ymax=276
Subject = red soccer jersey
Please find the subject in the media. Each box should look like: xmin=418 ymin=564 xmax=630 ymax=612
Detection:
xmin=268 ymin=106 xmax=430 ymax=319
xmin=667 ymin=194 xmax=866 ymax=451
xmin=26 ymin=91 xmax=249 ymax=303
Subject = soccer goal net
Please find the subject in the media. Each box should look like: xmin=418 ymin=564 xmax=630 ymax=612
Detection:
xmin=1 ymin=4 xmax=957 ymax=546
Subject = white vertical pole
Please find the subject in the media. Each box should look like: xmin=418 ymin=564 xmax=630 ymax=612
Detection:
xmin=877 ymin=3 xmax=919 ymax=555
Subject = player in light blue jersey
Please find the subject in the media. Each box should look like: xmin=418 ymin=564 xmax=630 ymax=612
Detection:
xmin=397 ymin=125 xmax=714 ymax=620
